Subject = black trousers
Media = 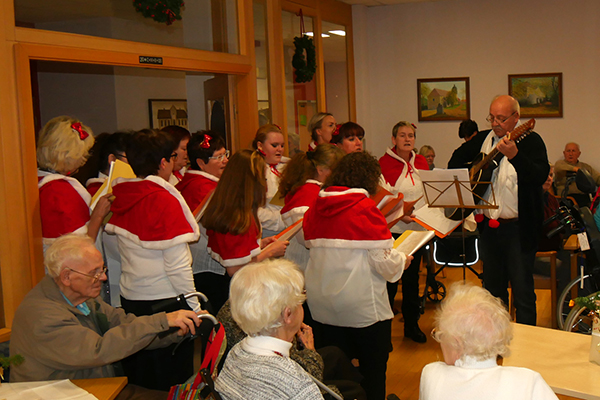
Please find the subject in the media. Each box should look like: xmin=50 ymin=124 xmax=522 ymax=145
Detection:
xmin=479 ymin=220 xmax=537 ymax=325
xmin=193 ymin=272 xmax=231 ymax=315
xmin=318 ymin=319 xmax=392 ymax=400
xmin=120 ymin=296 xmax=194 ymax=391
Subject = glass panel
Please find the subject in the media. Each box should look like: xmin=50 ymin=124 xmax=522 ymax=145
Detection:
xmin=254 ymin=0 xmax=271 ymax=125
xmin=321 ymin=21 xmax=349 ymax=123
xmin=14 ymin=0 xmax=239 ymax=54
xmin=282 ymin=10 xmax=317 ymax=156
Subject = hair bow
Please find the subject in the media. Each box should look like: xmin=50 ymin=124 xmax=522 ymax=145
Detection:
xmin=200 ymin=134 xmax=211 ymax=149
xmin=71 ymin=122 xmax=89 ymax=140
xmin=411 ymin=123 xmax=417 ymax=130
xmin=274 ymin=124 xmax=282 ymax=131
xmin=333 ymin=124 xmax=342 ymax=136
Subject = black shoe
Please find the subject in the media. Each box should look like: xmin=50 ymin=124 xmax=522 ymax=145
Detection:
xmin=387 ymin=395 xmax=401 ymax=400
xmin=404 ymin=324 xmax=427 ymax=343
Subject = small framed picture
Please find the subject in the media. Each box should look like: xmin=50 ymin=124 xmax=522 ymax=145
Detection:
xmin=508 ymin=73 xmax=563 ymax=118
xmin=148 ymin=99 xmax=188 ymax=129
xmin=417 ymin=77 xmax=470 ymax=121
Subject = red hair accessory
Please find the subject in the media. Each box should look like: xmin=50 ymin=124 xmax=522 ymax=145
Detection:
xmin=474 ymin=214 xmax=484 ymax=223
xmin=274 ymin=124 xmax=282 ymax=131
xmin=333 ymin=124 xmax=342 ymax=136
xmin=411 ymin=123 xmax=417 ymax=130
xmin=200 ymin=134 xmax=211 ymax=149
xmin=488 ymin=219 xmax=500 ymax=229
xmin=257 ymin=148 xmax=267 ymax=157
xmin=71 ymin=122 xmax=89 ymax=140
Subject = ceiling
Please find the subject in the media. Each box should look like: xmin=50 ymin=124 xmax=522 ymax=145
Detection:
xmin=337 ymin=0 xmax=451 ymax=7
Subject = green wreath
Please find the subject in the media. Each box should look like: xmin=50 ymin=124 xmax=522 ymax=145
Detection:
xmin=292 ymin=35 xmax=316 ymax=83
xmin=133 ymin=0 xmax=185 ymax=25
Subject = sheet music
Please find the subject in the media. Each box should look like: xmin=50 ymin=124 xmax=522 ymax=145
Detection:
xmin=419 ymin=168 xmax=474 ymax=207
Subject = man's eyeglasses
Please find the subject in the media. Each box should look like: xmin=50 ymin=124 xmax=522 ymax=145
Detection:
xmin=115 ymin=153 xmax=127 ymax=161
xmin=208 ymin=150 xmax=230 ymax=162
xmin=66 ymin=266 xmax=107 ymax=283
xmin=486 ymin=111 xmax=517 ymax=124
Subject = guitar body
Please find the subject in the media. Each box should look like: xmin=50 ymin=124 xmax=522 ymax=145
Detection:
xmin=444 ymin=119 xmax=537 ymax=221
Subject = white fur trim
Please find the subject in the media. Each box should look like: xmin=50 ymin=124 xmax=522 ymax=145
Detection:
xmin=305 ymin=237 xmax=394 ymax=249
xmin=318 ymin=188 xmax=369 ymax=198
xmin=282 ymin=206 xmax=309 ymax=226
xmin=38 ymin=171 xmax=92 ymax=206
xmin=207 ymin=242 xmax=262 ymax=267
xmin=85 ymin=177 xmax=106 ymax=187
xmin=185 ymin=169 xmax=219 ymax=182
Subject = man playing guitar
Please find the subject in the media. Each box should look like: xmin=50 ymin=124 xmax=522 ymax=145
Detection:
xmin=448 ymin=95 xmax=549 ymax=326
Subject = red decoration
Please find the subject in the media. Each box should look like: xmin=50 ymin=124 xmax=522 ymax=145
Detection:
xmin=133 ymin=0 xmax=184 ymax=25
xmin=333 ymin=124 xmax=342 ymax=136
xmin=474 ymin=214 xmax=484 ymax=223
xmin=200 ymin=134 xmax=212 ymax=149
xmin=488 ymin=219 xmax=500 ymax=229
xmin=71 ymin=122 xmax=89 ymax=140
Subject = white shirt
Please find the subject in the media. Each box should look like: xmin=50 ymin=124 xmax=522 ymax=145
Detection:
xmin=480 ymin=129 xmax=519 ymax=219
xmin=419 ymin=357 xmax=558 ymax=400
xmin=258 ymin=162 xmax=286 ymax=234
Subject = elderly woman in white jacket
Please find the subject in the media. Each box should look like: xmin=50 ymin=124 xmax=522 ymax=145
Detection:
xmin=420 ymin=283 xmax=558 ymax=400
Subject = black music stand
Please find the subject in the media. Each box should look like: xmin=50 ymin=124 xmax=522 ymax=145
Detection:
xmin=421 ymin=173 xmax=498 ymax=280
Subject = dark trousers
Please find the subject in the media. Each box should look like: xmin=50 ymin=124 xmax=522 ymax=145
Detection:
xmin=388 ymin=235 xmax=424 ymax=326
xmin=193 ymin=272 xmax=231 ymax=315
xmin=120 ymin=296 xmax=194 ymax=391
xmin=479 ymin=220 xmax=537 ymax=325
xmin=318 ymin=320 xmax=392 ymax=400
xmin=319 ymin=346 xmax=367 ymax=400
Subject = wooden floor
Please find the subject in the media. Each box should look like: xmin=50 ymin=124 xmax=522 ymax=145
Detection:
xmin=386 ymin=261 xmax=575 ymax=400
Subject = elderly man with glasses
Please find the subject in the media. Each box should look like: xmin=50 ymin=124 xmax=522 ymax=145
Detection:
xmin=10 ymin=234 xmax=203 ymax=399
xmin=448 ymin=95 xmax=549 ymax=326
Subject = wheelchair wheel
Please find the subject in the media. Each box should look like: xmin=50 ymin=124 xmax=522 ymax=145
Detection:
xmin=564 ymin=304 xmax=594 ymax=334
xmin=426 ymin=281 xmax=446 ymax=303
xmin=557 ymin=274 xmax=596 ymax=330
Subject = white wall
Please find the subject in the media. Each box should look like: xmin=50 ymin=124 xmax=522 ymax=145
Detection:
xmin=353 ymin=0 xmax=600 ymax=169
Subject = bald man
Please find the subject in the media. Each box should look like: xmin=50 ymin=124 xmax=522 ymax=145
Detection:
xmin=554 ymin=142 xmax=600 ymax=207
xmin=448 ymin=95 xmax=549 ymax=326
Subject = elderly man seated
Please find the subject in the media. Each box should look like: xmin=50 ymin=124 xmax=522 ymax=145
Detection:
xmin=10 ymin=234 xmax=203 ymax=400
xmin=419 ymin=283 xmax=558 ymax=400
xmin=555 ymin=142 xmax=600 ymax=207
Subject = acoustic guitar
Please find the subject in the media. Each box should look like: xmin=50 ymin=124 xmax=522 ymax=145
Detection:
xmin=445 ymin=119 xmax=536 ymax=221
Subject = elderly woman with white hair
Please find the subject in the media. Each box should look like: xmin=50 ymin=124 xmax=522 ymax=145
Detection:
xmin=420 ymin=283 xmax=558 ymax=400
xmin=215 ymin=259 xmax=324 ymax=400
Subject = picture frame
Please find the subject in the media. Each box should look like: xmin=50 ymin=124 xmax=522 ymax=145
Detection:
xmin=148 ymin=99 xmax=188 ymax=129
xmin=508 ymin=73 xmax=563 ymax=118
xmin=417 ymin=77 xmax=470 ymax=122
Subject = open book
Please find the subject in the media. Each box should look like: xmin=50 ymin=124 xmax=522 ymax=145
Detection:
xmin=371 ymin=186 xmax=406 ymax=228
xmin=393 ymin=230 xmax=435 ymax=256
xmin=193 ymin=191 xmax=215 ymax=223
xmin=413 ymin=206 xmax=461 ymax=238
xmin=90 ymin=159 xmax=136 ymax=209
xmin=261 ymin=218 xmax=303 ymax=254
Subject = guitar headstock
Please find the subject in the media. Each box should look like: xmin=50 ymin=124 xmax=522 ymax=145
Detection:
xmin=508 ymin=119 xmax=536 ymax=143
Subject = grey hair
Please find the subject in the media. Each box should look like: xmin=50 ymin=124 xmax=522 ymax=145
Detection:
xmin=45 ymin=234 xmax=96 ymax=278
xmin=229 ymin=259 xmax=306 ymax=337
xmin=434 ymin=282 xmax=513 ymax=361
xmin=565 ymin=142 xmax=580 ymax=151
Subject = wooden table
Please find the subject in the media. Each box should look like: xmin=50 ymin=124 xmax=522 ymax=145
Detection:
xmin=72 ymin=377 xmax=127 ymax=400
xmin=503 ymin=323 xmax=600 ymax=399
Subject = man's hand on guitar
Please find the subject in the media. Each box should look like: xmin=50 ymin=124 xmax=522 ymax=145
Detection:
xmin=497 ymin=136 xmax=518 ymax=160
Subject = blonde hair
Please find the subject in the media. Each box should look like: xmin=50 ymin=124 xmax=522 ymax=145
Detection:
xmin=45 ymin=234 xmax=95 ymax=278
xmin=434 ymin=282 xmax=513 ymax=361
xmin=37 ymin=116 xmax=95 ymax=174
xmin=392 ymin=121 xmax=415 ymax=138
xmin=230 ymin=259 xmax=305 ymax=337
xmin=419 ymin=145 xmax=435 ymax=156
xmin=308 ymin=112 xmax=334 ymax=142
xmin=252 ymin=124 xmax=283 ymax=150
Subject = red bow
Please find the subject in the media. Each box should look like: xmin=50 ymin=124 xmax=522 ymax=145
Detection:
xmin=274 ymin=124 xmax=282 ymax=131
xmin=200 ymin=134 xmax=211 ymax=149
xmin=333 ymin=124 xmax=342 ymax=136
xmin=257 ymin=148 xmax=267 ymax=157
xmin=411 ymin=123 xmax=417 ymax=130
xmin=72 ymin=122 xmax=89 ymax=140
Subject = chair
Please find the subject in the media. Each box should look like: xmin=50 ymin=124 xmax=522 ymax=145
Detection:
xmin=509 ymin=251 xmax=557 ymax=328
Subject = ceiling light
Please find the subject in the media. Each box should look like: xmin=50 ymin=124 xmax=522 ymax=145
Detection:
xmin=305 ymin=32 xmax=314 ymax=37
xmin=321 ymin=33 xmax=330 ymax=38
xmin=329 ymin=30 xmax=346 ymax=36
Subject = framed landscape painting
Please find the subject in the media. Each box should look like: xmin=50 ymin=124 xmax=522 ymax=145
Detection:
xmin=417 ymin=77 xmax=470 ymax=121
xmin=508 ymin=73 xmax=563 ymax=118
xmin=148 ymin=99 xmax=189 ymax=129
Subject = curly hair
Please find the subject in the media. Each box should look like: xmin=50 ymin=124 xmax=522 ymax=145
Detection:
xmin=278 ymin=144 xmax=344 ymax=197
xmin=37 ymin=116 xmax=95 ymax=175
xmin=434 ymin=282 xmax=513 ymax=361
xmin=323 ymin=151 xmax=381 ymax=195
